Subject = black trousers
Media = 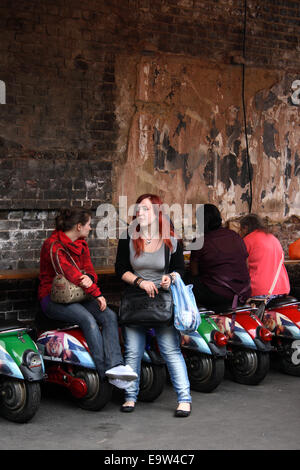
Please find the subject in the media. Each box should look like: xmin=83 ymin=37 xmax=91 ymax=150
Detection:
xmin=184 ymin=274 xmax=232 ymax=313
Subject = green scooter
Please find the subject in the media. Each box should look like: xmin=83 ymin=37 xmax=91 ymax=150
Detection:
xmin=180 ymin=308 xmax=227 ymax=392
xmin=0 ymin=322 xmax=45 ymax=423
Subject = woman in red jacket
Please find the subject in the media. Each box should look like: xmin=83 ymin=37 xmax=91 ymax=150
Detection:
xmin=38 ymin=208 xmax=137 ymax=387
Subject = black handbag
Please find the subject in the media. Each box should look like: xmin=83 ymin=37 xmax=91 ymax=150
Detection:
xmin=119 ymin=244 xmax=174 ymax=327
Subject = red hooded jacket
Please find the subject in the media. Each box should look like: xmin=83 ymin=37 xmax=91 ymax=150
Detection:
xmin=38 ymin=230 xmax=101 ymax=300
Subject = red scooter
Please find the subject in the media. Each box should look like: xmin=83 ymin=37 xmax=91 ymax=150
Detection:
xmin=211 ymin=304 xmax=272 ymax=385
xmin=35 ymin=312 xmax=166 ymax=410
xmin=35 ymin=315 xmax=112 ymax=411
xmin=251 ymin=295 xmax=300 ymax=376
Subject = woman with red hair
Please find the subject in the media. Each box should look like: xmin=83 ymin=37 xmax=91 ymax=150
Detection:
xmin=115 ymin=194 xmax=192 ymax=417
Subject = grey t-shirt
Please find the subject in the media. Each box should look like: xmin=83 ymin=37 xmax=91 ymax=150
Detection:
xmin=129 ymin=238 xmax=177 ymax=287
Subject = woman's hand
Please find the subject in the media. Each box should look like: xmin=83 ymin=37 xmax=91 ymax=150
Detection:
xmin=160 ymin=274 xmax=172 ymax=290
xmin=96 ymin=296 xmax=107 ymax=311
xmin=139 ymin=280 xmax=158 ymax=298
xmin=79 ymin=274 xmax=93 ymax=289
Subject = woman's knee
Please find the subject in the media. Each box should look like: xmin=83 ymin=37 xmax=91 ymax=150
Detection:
xmin=123 ymin=328 xmax=145 ymax=358
xmin=71 ymin=307 xmax=99 ymax=333
xmin=157 ymin=328 xmax=180 ymax=354
xmin=99 ymin=307 xmax=118 ymax=327
xmin=104 ymin=306 xmax=118 ymax=321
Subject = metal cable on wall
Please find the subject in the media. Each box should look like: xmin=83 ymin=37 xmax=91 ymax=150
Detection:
xmin=241 ymin=0 xmax=253 ymax=213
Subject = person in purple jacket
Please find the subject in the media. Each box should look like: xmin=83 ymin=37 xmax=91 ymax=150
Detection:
xmin=189 ymin=204 xmax=251 ymax=313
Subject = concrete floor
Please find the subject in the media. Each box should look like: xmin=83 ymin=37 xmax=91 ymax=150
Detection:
xmin=0 ymin=368 xmax=299 ymax=451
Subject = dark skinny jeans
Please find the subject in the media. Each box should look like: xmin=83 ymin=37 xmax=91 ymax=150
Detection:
xmin=45 ymin=298 xmax=124 ymax=379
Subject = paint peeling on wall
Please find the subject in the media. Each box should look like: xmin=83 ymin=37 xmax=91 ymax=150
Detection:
xmin=115 ymin=55 xmax=300 ymax=221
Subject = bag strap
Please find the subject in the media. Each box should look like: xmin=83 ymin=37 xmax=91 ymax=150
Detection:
xmin=231 ymin=254 xmax=284 ymax=331
xmin=268 ymin=253 xmax=284 ymax=297
xmin=208 ymin=274 xmax=250 ymax=333
xmin=251 ymin=253 xmax=285 ymax=322
xmin=50 ymin=241 xmax=82 ymax=276
xmin=229 ymin=282 xmax=251 ymax=333
xmin=164 ymin=243 xmax=170 ymax=274
xmin=50 ymin=242 xmax=60 ymax=275
xmin=210 ymin=274 xmax=250 ymax=308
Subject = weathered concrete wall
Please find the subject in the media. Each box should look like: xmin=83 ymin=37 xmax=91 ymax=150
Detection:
xmin=115 ymin=54 xmax=300 ymax=222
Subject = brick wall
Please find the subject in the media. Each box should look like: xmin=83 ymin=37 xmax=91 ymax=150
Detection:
xmin=0 ymin=209 xmax=113 ymax=270
xmin=1 ymin=0 xmax=300 ymax=321
xmin=0 ymin=278 xmax=39 ymax=322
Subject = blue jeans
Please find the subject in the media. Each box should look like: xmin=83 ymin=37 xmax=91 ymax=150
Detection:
xmin=122 ymin=324 xmax=191 ymax=403
xmin=45 ymin=298 xmax=124 ymax=379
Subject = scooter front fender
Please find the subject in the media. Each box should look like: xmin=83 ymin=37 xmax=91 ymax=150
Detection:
xmin=197 ymin=314 xmax=218 ymax=343
xmin=279 ymin=305 xmax=300 ymax=329
xmin=234 ymin=312 xmax=272 ymax=352
xmin=0 ymin=328 xmax=45 ymax=380
xmin=265 ymin=308 xmax=300 ymax=339
xmin=181 ymin=331 xmax=212 ymax=355
xmin=37 ymin=330 xmax=96 ymax=370
xmin=197 ymin=314 xmax=227 ymax=356
xmin=142 ymin=350 xmax=151 ymax=363
xmin=0 ymin=344 xmax=24 ymax=380
xmin=211 ymin=315 xmax=258 ymax=350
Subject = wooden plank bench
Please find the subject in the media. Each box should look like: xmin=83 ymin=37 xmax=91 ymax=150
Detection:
xmin=0 ymin=266 xmax=115 ymax=280
xmin=1 ymin=258 xmax=298 ymax=280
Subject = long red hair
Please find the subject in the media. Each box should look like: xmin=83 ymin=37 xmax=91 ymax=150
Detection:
xmin=131 ymin=194 xmax=175 ymax=257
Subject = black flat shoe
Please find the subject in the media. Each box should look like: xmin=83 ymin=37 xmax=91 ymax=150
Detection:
xmin=120 ymin=404 xmax=135 ymax=413
xmin=174 ymin=404 xmax=191 ymax=418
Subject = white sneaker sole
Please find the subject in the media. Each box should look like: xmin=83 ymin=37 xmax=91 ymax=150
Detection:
xmin=105 ymin=372 xmax=137 ymax=381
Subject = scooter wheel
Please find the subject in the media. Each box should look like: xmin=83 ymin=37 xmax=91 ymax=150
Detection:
xmin=73 ymin=370 xmax=112 ymax=411
xmin=227 ymin=350 xmax=270 ymax=385
xmin=185 ymin=353 xmax=225 ymax=393
xmin=138 ymin=363 xmax=166 ymax=402
xmin=0 ymin=378 xmax=41 ymax=423
xmin=275 ymin=345 xmax=300 ymax=377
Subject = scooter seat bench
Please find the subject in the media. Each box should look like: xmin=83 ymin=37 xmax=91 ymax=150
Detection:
xmin=220 ymin=304 xmax=253 ymax=314
xmin=197 ymin=306 xmax=215 ymax=314
xmin=35 ymin=308 xmax=78 ymax=331
xmin=39 ymin=317 xmax=78 ymax=331
xmin=267 ymin=295 xmax=299 ymax=309
xmin=0 ymin=321 xmax=29 ymax=333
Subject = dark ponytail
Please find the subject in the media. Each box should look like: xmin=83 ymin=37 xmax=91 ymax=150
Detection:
xmin=203 ymin=204 xmax=222 ymax=233
xmin=240 ymin=214 xmax=270 ymax=236
xmin=55 ymin=208 xmax=92 ymax=232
